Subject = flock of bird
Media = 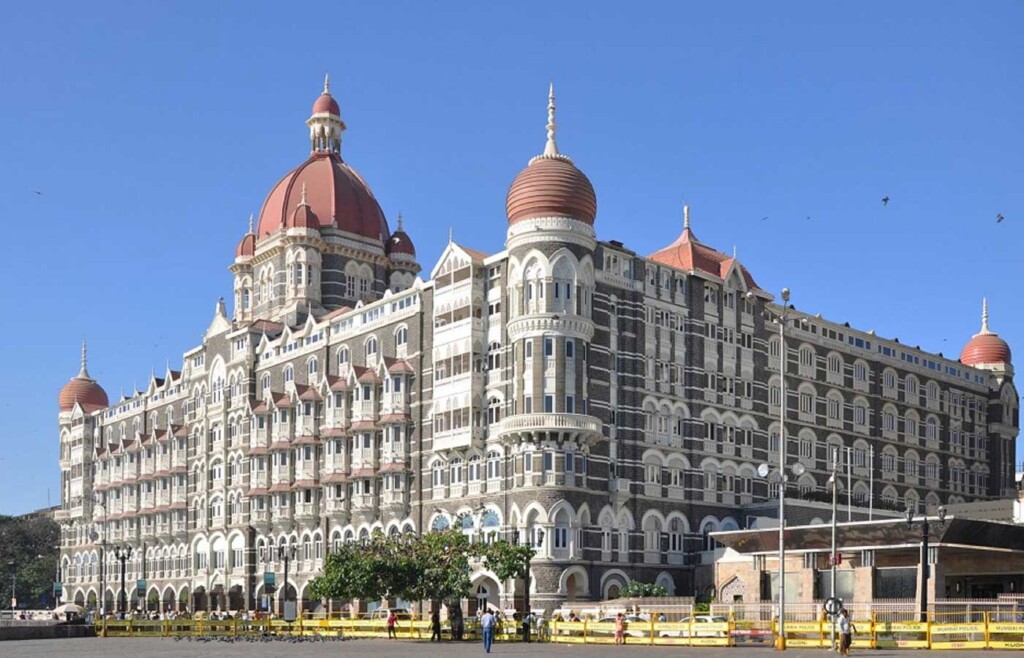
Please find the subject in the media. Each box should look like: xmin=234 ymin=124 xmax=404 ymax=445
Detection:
xmin=759 ymin=196 xmax=1006 ymax=224
xmin=173 ymin=633 xmax=349 ymax=643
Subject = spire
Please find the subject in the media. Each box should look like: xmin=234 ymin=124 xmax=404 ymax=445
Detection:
xmin=248 ymin=213 xmax=254 ymax=234
xmin=324 ymin=73 xmax=331 ymax=94
xmin=684 ymin=204 xmax=691 ymax=230
xmin=79 ymin=340 xmax=90 ymax=379
xmin=543 ymin=81 xmax=559 ymax=157
xmin=396 ymin=212 xmax=404 ymax=231
xmin=448 ymin=226 xmax=454 ymax=244
xmin=300 ymin=182 xmax=309 ymax=207
xmin=981 ymin=297 xmax=991 ymax=334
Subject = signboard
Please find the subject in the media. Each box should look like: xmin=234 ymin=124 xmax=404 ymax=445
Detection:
xmin=136 ymin=579 xmax=147 ymax=596
xmin=284 ymin=600 xmax=297 ymax=623
xmin=53 ymin=582 xmax=63 ymax=597
xmin=263 ymin=571 xmax=276 ymax=586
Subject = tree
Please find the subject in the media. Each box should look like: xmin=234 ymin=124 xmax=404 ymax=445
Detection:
xmin=618 ymin=581 xmax=669 ymax=598
xmin=0 ymin=515 xmax=60 ymax=609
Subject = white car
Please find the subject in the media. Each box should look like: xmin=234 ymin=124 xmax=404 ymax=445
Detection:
xmin=658 ymin=614 xmax=728 ymax=638
xmin=593 ymin=615 xmax=648 ymax=638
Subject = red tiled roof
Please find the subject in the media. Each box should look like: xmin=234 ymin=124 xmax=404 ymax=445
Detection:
xmin=328 ymin=376 xmax=350 ymax=392
xmin=506 ymin=156 xmax=597 ymax=226
xmin=350 ymin=419 xmax=376 ymax=430
xmin=297 ymin=385 xmax=321 ymax=401
xmin=378 ymin=462 xmax=409 ymax=474
xmin=648 ymin=227 xmax=760 ymax=290
xmin=350 ymin=467 xmax=375 ymax=478
xmin=248 ymin=487 xmax=269 ymax=496
xmin=269 ymin=482 xmax=292 ymax=493
xmin=294 ymin=434 xmax=320 ymax=444
xmin=270 ymin=440 xmax=292 ymax=451
xmin=321 ymin=472 xmax=348 ymax=484
xmin=247 ymin=446 xmax=269 ymax=455
xmin=386 ymin=359 xmax=416 ymax=374
xmin=356 ymin=367 xmax=380 ymax=383
xmin=379 ymin=413 xmax=409 ymax=424
xmin=294 ymin=479 xmax=318 ymax=488
xmin=272 ymin=392 xmax=294 ymax=408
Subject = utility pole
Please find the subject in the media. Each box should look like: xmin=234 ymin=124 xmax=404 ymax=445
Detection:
xmin=829 ymin=446 xmax=839 ymax=651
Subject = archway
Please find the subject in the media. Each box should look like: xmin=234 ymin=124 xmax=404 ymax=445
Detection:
xmin=228 ymin=585 xmax=244 ymax=611
xmin=193 ymin=586 xmax=208 ymax=612
xmin=162 ymin=587 xmax=176 ymax=612
xmin=75 ymin=590 xmax=86 ymax=606
xmin=178 ymin=586 xmax=190 ymax=613
xmin=210 ymin=584 xmax=225 ymax=611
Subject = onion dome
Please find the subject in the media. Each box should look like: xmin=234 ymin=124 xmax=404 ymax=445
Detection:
xmin=387 ymin=213 xmax=416 ymax=257
xmin=286 ymin=183 xmax=320 ymax=230
xmin=506 ymin=84 xmax=597 ymax=225
xmin=255 ymin=77 xmax=389 ymax=243
xmin=58 ymin=342 xmax=109 ymax=412
xmin=235 ymin=214 xmax=256 ymax=258
xmin=649 ymin=206 xmax=760 ymax=289
xmin=312 ymin=74 xmax=341 ymax=115
xmin=960 ymin=299 xmax=1012 ymax=366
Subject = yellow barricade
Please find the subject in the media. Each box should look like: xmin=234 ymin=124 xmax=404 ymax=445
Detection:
xmin=987 ymin=620 xmax=1024 ymax=650
xmin=781 ymin=620 xmax=824 ymax=648
xmin=928 ymin=619 xmax=987 ymax=651
xmin=875 ymin=620 xmax=929 ymax=649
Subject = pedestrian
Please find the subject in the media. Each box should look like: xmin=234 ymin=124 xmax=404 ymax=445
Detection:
xmin=614 ymin=612 xmax=626 ymax=645
xmin=838 ymin=609 xmax=856 ymax=656
xmin=480 ymin=609 xmax=496 ymax=654
xmin=430 ymin=607 xmax=442 ymax=642
xmin=387 ymin=611 xmax=398 ymax=639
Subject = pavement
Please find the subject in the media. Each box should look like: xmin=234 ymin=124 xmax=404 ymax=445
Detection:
xmin=0 ymin=638 xmax=1010 ymax=658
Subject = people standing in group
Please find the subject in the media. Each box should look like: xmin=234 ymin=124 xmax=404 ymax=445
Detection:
xmin=430 ymin=607 xmax=442 ymax=642
xmin=387 ymin=611 xmax=398 ymax=639
xmin=838 ymin=608 xmax=856 ymax=656
xmin=480 ymin=609 xmax=496 ymax=653
xmin=614 ymin=612 xmax=626 ymax=645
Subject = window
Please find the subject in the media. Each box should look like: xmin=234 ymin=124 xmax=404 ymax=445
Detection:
xmin=523 ymin=452 xmax=533 ymax=473
xmin=544 ymin=337 xmax=554 ymax=357
xmin=283 ymin=366 xmax=294 ymax=383
xmin=566 ymin=340 xmax=575 ymax=358
xmin=365 ymin=338 xmax=378 ymax=357
xmin=525 ymin=342 xmax=533 ymax=359
xmin=395 ymin=326 xmax=408 ymax=346
xmin=565 ymin=395 xmax=575 ymax=413
xmin=307 ymin=358 xmax=318 ymax=375
xmin=800 ymin=391 xmax=814 ymax=414
xmin=544 ymin=395 xmax=554 ymax=413
xmin=543 ymin=451 xmax=554 ymax=471
xmin=338 ymin=347 xmax=350 ymax=366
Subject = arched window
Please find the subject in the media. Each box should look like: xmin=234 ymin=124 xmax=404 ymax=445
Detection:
xmin=395 ymin=327 xmax=408 ymax=347
xmin=450 ymin=458 xmax=464 ymax=484
xmin=283 ymin=366 xmax=294 ymax=383
xmin=338 ymin=347 xmax=350 ymax=367
xmin=365 ymin=337 xmax=378 ymax=358
xmin=431 ymin=515 xmax=450 ymax=532
xmin=307 ymin=358 xmax=319 ymax=375
xmin=261 ymin=374 xmax=271 ymax=394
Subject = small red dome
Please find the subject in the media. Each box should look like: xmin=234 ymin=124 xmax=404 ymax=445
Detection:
xmin=256 ymin=152 xmax=389 ymax=243
xmin=59 ymin=376 xmax=108 ymax=412
xmin=235 ymin=232 xmax=255 ymax=258
xmin=288 ymin=202 xmax=320 ymax=230
xmin=387 ymin=229 xmax=416 ymax=257
xmin=312 ymin=92 xmax=340 ymax=116
xmin=961 ymin=333 xmax=1011 ymax=366
xmin=506 ymin=156 xmax=596 ymax=225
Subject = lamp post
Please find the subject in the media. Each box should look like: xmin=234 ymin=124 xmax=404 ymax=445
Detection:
xmin=277 ymin=544 xmax=297 ymax=618
xmin=7 ymin=560 xmax=15 ymax=611
xmin=906 ymin=506 xmax=946 ymax=623
xmin=828 ymin=446 xmax=839 ymax=652
xmin=750 ymin=287 xmax=796 ymax=650
xmin=511 ymin=527 xmax=543 ymax=643
xmin=115 ymin=546 xmax=134 ymax=616
xmin=91 ymin=493 xmax=108 ymax=616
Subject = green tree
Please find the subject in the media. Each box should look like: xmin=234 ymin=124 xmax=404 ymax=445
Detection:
xmin=0 ymin=515 xmax=60 ymax=609
xmin=618 ymin=581 xmax=669 ymax=598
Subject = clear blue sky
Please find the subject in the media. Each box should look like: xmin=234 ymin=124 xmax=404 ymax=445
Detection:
xmin=0 ymin=2 xmax=1021 ymax=515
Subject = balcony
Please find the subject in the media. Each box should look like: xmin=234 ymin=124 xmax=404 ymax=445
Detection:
xmin=497 ymin=413 xmax=602 ymax=443
xmin=294 ymin=502 xmax=318 ymax=521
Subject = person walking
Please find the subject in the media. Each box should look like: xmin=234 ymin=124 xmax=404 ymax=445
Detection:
xmin=480 ymin=609 xmax=496 ymax=653
xmin=387 ymin=611 xmax=398 ymax=639
xmin=430 ymin=607 xmax=443 ymax=642
xmin=614 ymin=612 xmax=626 ymax=645
xmin=838 ymin=609 xmax=856 ymax=655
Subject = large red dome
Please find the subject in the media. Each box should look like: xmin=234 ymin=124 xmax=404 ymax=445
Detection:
xmin=959 ymin=299 xmax=1011 ymax=367
xmin=506 ymin=156 xmax=597 ymax=225
xmin=256 ymin=152 xmax=390 ymax=242
xmin=961 ymin=333 xmax=1011 ymax=366
xmin=58 ymin=376 xmax=108 ymax=412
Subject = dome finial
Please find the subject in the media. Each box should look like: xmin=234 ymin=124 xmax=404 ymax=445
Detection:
xmin=684 ymin=204 xmax=691 ymax=230
xmin=543 ymin=81 xmax=559 ymax=157
xmin=248 ymin=213 xmax=254 ymax=234
xmin=981 ymin=297 xmax=991 ymax=334
xmin=79 ymin=340 xmax=90 ymax=379
xmin=300 ymin=182 xmax=309 ymax=207
xmin=448 ymin=225 xmax=454 ymax=244
xmin=324 ymin=73 xmax=331 ymax=95
xmin=397 ymin=212 xmax=404 ymax=231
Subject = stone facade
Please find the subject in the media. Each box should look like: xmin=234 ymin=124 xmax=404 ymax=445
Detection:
xmin=56 ymin=82 xmax=1018 ymax=615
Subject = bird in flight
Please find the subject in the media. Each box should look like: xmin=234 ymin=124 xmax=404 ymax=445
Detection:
xmin=761 ymin=216 xmax=769 ymax=221
xmin=996 ymin=213 xmax=1005 ymax=223
xmin=34 ymin=190 xmax=43 ymax=196
xmin=882 ymin=196 xmax=890 ymax=206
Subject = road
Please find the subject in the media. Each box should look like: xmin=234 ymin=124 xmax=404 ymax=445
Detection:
xmin=0 ymin=637 xmax=1009 ymax=657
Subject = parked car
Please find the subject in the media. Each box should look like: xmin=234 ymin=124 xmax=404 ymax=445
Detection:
xmin=658 ymin=614 xmax=728 ymax=638
xmin=361 ymin=608 xmax=412 ymax=621
xmin=592 ymin=615 xmax=648 ymax=638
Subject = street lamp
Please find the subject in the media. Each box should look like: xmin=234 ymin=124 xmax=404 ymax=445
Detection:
xmin=90 ymin=493 xmax=108 ymax=616
xmin=114 ymin=546 xmax=134 ymax=616
xmin=828 ymin=446 xmax=840 ymax=651
xmin=511 ymin=527 xmax=544 ymax=643
xmin=751 ymin=287 xmax=800 ymax=651
xmin=275 ymin=544 xmax=297 ymax=618
xmin=7 ymin=560 xmax=15 ymax=612
xmin=906 ymin=505 xmax=946 ymax=623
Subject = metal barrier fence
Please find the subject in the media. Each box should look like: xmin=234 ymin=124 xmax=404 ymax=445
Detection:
xmin=95 ymin=609 xmax=1024 ymax=650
